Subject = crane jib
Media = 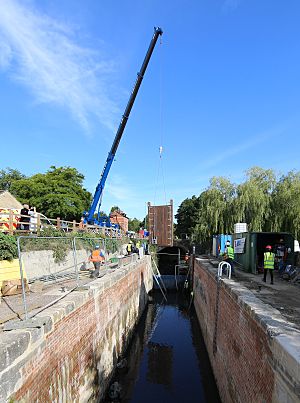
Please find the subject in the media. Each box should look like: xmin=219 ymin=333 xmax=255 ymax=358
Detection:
xmin=84 ymin=27 xmax=163 ymax=226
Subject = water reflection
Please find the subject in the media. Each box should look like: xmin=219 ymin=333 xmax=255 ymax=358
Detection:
xmin=103 ymin=292 xmax=220 ymax=403
xmin=147 ymin=342 xmax=173 ymax=388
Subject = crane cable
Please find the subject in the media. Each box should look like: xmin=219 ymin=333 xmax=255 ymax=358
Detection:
xmin=153 ymin=35 xmax=167 ymax=207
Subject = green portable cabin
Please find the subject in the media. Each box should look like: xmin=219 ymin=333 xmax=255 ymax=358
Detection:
xmin=232 ymin=232 xmax=294 ymax=274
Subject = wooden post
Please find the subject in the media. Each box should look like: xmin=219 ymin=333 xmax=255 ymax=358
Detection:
xmin=57 ymin=217 xmax=61 ymax=230
xmin=9 ymin=210 xmax=14 ymax=235
xmin=37 ymin=213 xmax=41 ymax=235
xmin=73 ymin=220 xmax=76 ymax=232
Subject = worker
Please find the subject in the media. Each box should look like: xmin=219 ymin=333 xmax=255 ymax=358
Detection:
xmin=224 ymin=240 xmax=235 ymax=275
xmin=184 ymin=253 xmax=189 ymax=263
xmin=263 ymin=245 xmax=275 ymax=285
xmin=126 ymin=241 xmax=133 ymax=255
xmin=136 ymin=240 xmax=141 ymax=250
xmin=78 ymin=217 xmax=85 ymax=232
xmin=89 ymin=245 xmax=105 ymax=278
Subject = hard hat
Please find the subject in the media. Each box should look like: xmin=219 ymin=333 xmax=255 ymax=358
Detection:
xmin=95 ymin=245 xmax=100 ymax=249
xmin=226 ymin=240 xmax=231 ymax=245
xmin=265 ymin=245 xmax=272 ymax=250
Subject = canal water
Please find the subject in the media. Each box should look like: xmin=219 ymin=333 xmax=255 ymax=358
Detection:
xmin=104 ymin=291 xmax=220 ymax=403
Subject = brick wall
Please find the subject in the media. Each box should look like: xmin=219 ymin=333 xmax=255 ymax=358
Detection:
xmin=0 ymin=256 xmax=152 ymax=402
xmin=193 ymin=258 xmax=300 ymax=403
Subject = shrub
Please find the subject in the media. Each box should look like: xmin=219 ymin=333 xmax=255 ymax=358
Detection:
xmin=0 ymin=233 xmax=18 ymax=261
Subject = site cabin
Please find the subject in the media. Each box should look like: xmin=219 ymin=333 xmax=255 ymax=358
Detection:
xmin=212 ymin=234 xmax=232 ymax=256
xmin=232 ymin=232 xmax=295 ymax=274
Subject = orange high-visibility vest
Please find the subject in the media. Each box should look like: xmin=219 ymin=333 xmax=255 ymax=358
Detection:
xmin=89 ymin=250 xmax=104 ymax=262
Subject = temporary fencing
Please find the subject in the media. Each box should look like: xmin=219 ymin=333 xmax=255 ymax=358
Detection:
xmin=0 ymin=236 xmax=140 ymax=323
xmin=14 ymin=236 xmax=80 ymax=321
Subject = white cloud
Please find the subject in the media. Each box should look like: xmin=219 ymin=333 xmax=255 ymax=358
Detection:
xmin=0 ymin=0 xmax=119 ymax=132
xmin=200 ymin=126 xmax=286 ymax=170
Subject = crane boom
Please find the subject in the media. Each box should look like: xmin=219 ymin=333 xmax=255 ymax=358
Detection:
xmin=84 ymin=27 xmax=163 ymax=225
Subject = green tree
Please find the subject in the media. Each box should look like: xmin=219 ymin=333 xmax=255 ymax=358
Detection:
xmin=128 ymin=217 xmax=142 ymax=233
xmin=235 ymin=167 xmax=276 ymax=231
xmin=10 ymin=166 xmax=92 ymax=221
xmin=175 ymin=166 xmax=300 ymax=248
xmin=175 ymin=195 xmax=200 ymax=239
xmin=0 ymin=233 xmax=17 ymax=261
xmin=110 ymin=206 xmax=121 ymax=213
xmin=270 ymin=171 xmax=300 ymax=237
xmin=0 ymin=168 xmax=26 ymax=191
xmin=189 ymin=177 xmax=236 ymax=244
xmin=141 ymin=214 xmax=148 ymax=229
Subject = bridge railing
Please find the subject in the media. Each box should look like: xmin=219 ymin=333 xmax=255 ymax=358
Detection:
xmin=0 ymin=210 xmax=125 ymax=238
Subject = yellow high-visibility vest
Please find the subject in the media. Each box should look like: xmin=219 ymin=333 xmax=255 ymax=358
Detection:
xmin=227 ymin=246 xmax=234 ymax=259
xmin=264 ymin=252 xmax=275 ymax=269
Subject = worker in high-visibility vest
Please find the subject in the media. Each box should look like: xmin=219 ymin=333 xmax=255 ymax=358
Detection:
xmin=89 ymin=245 xmax=105 ymax=278
xmin=126 ymin=241 xmax=133 ymax=255
xmin=263 ymin=245 xmax=275 ymax=285
xmin=224 ymin=240 xmax=235 ymax=275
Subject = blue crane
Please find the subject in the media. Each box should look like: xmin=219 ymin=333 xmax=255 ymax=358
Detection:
xmin=83 ymin=27 xmax=163 ymax=226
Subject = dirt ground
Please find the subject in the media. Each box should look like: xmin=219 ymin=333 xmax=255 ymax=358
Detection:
xmin=235 ymin=269 xmax=300 ymax=329
xmin=206 ymin=255 xmax=300 ymax=330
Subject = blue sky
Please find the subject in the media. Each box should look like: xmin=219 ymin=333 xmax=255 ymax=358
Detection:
xmin=1 ymin=0 xmax=300 ymax=220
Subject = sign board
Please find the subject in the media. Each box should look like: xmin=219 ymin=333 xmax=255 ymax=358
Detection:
xmin=234 ymin=238 xmax=246 ymax=254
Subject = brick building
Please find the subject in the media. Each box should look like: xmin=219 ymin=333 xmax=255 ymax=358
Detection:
xmin=109 ymin=210 xmax=128 ymax=233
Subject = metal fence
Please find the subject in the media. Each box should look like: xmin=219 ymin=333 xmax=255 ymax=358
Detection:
xmin=0 ymin=236 xmax=145 ymax=324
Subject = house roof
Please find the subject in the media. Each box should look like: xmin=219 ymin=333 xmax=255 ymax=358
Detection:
xmin=0 ymin=190 xmax=23 ymax=209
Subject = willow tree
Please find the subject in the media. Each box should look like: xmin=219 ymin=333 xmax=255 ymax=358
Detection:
xmin=234 ymin=167 xmax=276 ymax=231
xmin=192 ymin=176 xmax=236 ymax=243
xmin=271 ymin=171 xmax=300 ymax=238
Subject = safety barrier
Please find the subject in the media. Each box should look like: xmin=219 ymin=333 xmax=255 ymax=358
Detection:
xmin=0 ymin=236 xmax=146 ymax=323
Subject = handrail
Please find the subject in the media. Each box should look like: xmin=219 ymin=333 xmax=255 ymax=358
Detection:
xmin=0 ymin=209 xmax=150 ymax=240
xmin=0 ymin=210 xmax=126 ymax=238
xmin=217 ymin=261 xmax=231 ymax=279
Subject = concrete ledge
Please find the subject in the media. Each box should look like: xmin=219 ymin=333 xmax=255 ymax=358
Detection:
xmin=0 ymin=331 xmax=31 ymax=372
xmin=194 ymin=257 xmax=300 ymax=403
xmin=0 ymin=256 xmax=152 ymax=402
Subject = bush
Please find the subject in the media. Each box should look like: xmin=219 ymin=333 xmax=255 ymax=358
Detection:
xmin=0 ymin=233 xmax=18 ymax=261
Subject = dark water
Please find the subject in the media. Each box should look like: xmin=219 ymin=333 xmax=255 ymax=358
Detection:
xmin=105 ymin=291 xmax=220 ymax=403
